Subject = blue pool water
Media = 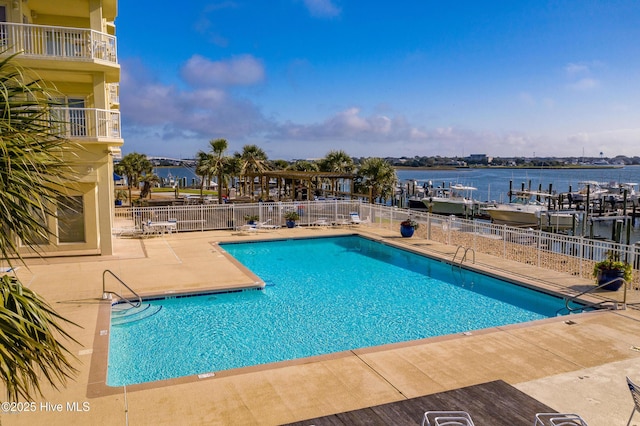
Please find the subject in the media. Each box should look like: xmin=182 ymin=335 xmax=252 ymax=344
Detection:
xmin=107 ymin=236 xmax=577 ymax=386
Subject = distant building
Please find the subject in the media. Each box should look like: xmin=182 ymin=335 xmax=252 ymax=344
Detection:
xmin=2 ymin=0 xmax=122 ymax=256
xmin=467 ymin=154 xmax=488 ymax=164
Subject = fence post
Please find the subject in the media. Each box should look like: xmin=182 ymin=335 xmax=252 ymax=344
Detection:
xmin=537 ymin=229 xmax=542 ymax=267
xmin=502 ymin=224 xmax=507 ymax=258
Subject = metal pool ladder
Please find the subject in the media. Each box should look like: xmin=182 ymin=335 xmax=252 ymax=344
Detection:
xmin=102 ymin=269 xmax=142 ymax=308
xmin=452 ymin=245 xmax=475 ymax=268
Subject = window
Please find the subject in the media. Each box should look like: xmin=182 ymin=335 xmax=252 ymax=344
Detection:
xmin=67 ymin=98 xmax=87 ymax=137
xmin=57 ymin=195 xmax=85 ymax=243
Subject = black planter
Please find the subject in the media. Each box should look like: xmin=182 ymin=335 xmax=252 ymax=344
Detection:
xmin=598 ymin=269 xmax=625 ymax=291
xmin=400 ymin=225 xmax=415 ymax=238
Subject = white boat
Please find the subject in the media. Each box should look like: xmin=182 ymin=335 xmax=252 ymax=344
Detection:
xmin=600 ymin=182 xmax=638 ymax=205
xmin=421 ymin=184 xmax=479 ymax=217
xmin=567 ymin=181 xmax=608 ymax=204
xmin=485 ymin=190 xmax=576 ymax=229
xmin=484 ymin=201 xmax=546 ymax=227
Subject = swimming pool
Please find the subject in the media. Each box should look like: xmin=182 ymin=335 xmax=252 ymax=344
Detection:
xmin=107 ymin=235 xmax=580 ymax=386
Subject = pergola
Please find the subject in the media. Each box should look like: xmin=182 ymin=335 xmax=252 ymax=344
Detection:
xmin=246 ymin=170 xmax=357 ymax=201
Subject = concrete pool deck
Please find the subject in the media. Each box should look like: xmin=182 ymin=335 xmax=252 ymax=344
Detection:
xmin=2 ymin=226 xmax=640 ymax=425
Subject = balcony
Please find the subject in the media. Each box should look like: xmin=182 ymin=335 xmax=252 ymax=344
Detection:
xmin=56 ymin=108 xmax=121 ymax=140
xmin=108 ymin=83 xmax=119 ymax=106
xmin=0 ymin=22 xmax=117 ymax=64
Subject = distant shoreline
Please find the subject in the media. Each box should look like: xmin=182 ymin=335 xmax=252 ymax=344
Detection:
xmin=393 ymin=165 xmax=626 ymax=171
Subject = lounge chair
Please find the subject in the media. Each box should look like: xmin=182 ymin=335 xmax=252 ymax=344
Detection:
xmin=348 ymin=212 xmax=371 ymax=225
xmin=235 ymin=224 xmax=259 ymax=233
xmin=534 ymin=413 xmax=588 ymax=425
xmin=349 ymin=212 xmax=363 ymax=225
xmin=255 ymin=219 xmax=280 ymax=230
xmin=421 ymin=411 xmax=475 ymax=426
xmin=311 ymin=218 xmax=330 ymax=227
xmin=112 ymin=226 xmax=142 ymax=238
xmin=627 ymin=376 xmax=640 ymax=426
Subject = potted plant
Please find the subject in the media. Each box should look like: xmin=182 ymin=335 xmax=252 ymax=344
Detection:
xmin=244 ymin=214 xmax=259 ymax=225
xmin=593 ymin=251 xmax=632 ymax=291
xmin=400 ymin=218 xmax=420 ymax=238
xmin=284 ymin=211 xmax=300 ymax=228
xmin=115 ymin=189 xmax=128 ymax=206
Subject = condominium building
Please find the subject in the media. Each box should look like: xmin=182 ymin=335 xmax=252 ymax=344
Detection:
xmin=1 ymin=0 xmax=122 ymax=256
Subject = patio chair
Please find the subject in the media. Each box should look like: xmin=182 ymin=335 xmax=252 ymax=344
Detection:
xmin=235 ymin=224 xmax=258 ymax=233
xmin=421 ymin=411 xmax=475 ymax=426
xmin=534 ymin=413 xmax=588 ymax=425
xmin=311 ymin=218 xmax=330 ymax=227
xmin=349 ymin=212 xmax=363 ymax=225
xmin=255 ymin=219 xmax=280 ymax=230
xmin=627 ymin=376 xmax=640 ymax=426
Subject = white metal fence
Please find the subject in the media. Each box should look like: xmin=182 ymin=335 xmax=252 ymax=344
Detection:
xmin=114 ymin=200 xmax=639 ymax=286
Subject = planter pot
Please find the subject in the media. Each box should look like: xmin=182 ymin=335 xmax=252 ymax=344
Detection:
xmin=115 ymin=199 xmax=123 ymax=206
xmin=400 ymin=225 xmax=415 ymax=238
xmin=286 ymin=220 xmax=296 ymax=228
xmin=597 ymin=269 xmax=625 ymax=291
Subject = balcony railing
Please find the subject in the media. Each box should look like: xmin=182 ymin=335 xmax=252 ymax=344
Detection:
xmin=0 ymin=22 xmax=117 ymax=63
xmin=55 ymin=108 xmax=121 ymax=139
xmin=107 ymin=83 xmax=119 ymax=106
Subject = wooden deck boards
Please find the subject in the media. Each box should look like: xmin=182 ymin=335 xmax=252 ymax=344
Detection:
xmin=284 ymin=380 xmax=558 ymax=426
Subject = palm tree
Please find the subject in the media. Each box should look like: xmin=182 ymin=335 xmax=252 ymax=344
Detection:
xmin=356 ymin=157 xmax=398 ymax=203
xmin=320 ymin=150 xmax=354 ymax=196
xmin=114 ymin=152 xmax=153 ymax=203
xmin=195 ymin=150 xmax=215 ymax=199
xmin=239 ymin=144 xmax=270 ymax=199
xmin=288 ymin=160 xmax=319 ymax=172
xmin=139 ymin=172 xmax=161 ymax=199
xmin=0 ymin=53 xmax=79 ymax=401
xmin=320 ymin=149 xmax=354 ymax=173
xmin=209 ymin=138 xmax=229 ymax=204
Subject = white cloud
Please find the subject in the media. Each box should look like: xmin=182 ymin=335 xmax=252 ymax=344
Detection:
xmin=120 ymin=59 xmax=271 ymax=151
xmin=564 ymin=63 xmax=590 ymax=75
xmin=303 ymin=0 xmax=341 ymax=18
xmin=181 ymin=54 xmax=265 ymax=87
xmin=118 ymin=60 xmax=635 ymax=160
xmin=563 ymin=61 xmax=603 ymax=91
xmin=271 ymin=107 xmax=427 ymax=142
xmin=569 ymin=128 xmax=640 ymax=151
xmin=568 ymin=77 xmax=599 ymax=91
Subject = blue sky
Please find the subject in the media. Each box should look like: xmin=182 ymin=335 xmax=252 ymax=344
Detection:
xmin=116 ymin=1 xmax=640 ymax=160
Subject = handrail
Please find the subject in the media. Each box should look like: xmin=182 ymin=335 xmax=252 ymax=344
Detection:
xmin=453 ymin=245 xmax=465 ymax=264
xmin=102 ymin=269 xmax=142 ymax=308
xmin=562 ymin=278 xmax=626 ymax=314
xmin=452 ymin=246 xmax=475 ymax=266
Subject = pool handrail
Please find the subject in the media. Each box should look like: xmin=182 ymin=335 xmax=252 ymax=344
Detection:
xmin=102 ymin=269 xmax=142 ymax=308
xmin=561 ymin=278 xmax=626 ymax=314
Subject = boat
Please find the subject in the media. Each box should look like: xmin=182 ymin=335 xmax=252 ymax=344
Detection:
xmin=421 ymin=184 xmax=480 ymax=217
xmin=484 ymin=190 xmax=575 ymax=229
xmin=483 ymin=200 xmax=546 ymax=227
xmin=566 ymin=181 xmax=608 ymax=204
xmin=599 ymin=182 xmax=638 ymax=206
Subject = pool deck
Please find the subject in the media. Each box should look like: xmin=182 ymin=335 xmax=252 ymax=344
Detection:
xmin=2 ymin=226 xmax=640 ymax=425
